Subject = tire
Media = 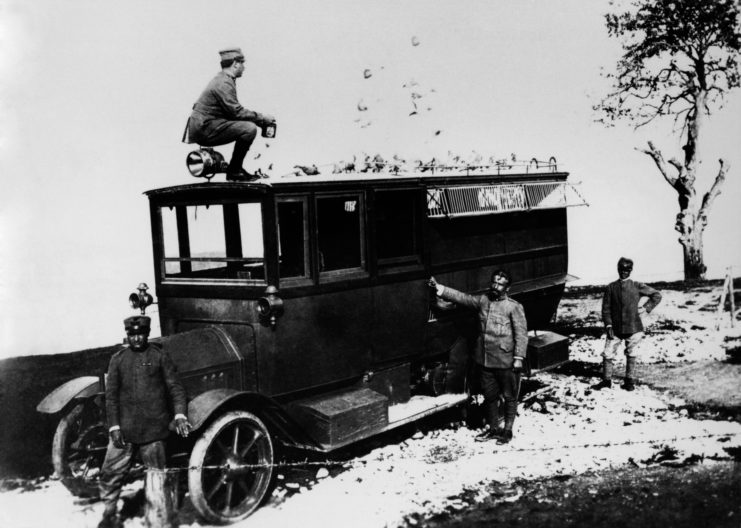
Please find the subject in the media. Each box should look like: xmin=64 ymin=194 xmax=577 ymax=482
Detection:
xmin=52 ymin=402 xmax=108 ymax=498
xmin=188 ymin=410 xmax=274 ymax=524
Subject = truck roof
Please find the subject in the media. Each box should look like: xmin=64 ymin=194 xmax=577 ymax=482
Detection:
xmin=145 ymin=170 xmax=570 ymax=197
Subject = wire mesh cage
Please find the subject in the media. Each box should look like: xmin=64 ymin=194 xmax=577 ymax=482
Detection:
xmin=426 ymin=181 xmax=587 ymax=218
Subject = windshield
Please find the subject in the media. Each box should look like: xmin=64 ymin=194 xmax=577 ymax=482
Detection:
xmin=159 ymin=201 xmax=265 ymax=283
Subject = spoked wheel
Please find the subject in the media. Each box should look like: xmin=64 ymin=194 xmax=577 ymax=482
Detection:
xmin=188 ymin=411 xmax=274 ymax=524
xmin=52 ymin=402 xmax=108 ymax=498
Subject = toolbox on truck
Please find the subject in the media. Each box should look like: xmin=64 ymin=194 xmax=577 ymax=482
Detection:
xmin=526 ymin=331 xmax=570 ymax=372
xmin=289 ymin=388 xmax=389 ymax=447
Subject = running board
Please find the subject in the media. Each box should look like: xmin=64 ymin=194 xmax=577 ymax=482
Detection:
xmin=299 ymin=392 xmax=468 ymax=453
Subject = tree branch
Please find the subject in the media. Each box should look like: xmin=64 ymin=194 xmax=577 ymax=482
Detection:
xmin=697 ymin=158 xmax=728 ymax=228
xmin=638 ymin=141 xmax=679 ymax=186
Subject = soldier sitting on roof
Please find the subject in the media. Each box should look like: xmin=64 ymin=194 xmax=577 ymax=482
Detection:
xmin=184 ymin=47 xmax=275 ymax=182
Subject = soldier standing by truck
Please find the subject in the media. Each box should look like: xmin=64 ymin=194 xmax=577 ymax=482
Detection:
xmin=97 ymin=316 xmax=190 ymax=528
xmin=594 ymin=257 xmax=662 ymax=391
xmin=429 ymin=270 xmax=528 ymax=444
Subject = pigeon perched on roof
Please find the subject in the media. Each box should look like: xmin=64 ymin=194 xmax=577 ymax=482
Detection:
xmin=389 ymin=154 xmax=405 ymax=175
xmin=333 ymin=155 xmax=356 ymax=174
xmin=294 ymin=164 xmax=320 ymax=176
xmin=371 ymin=154 xmax=385 ymax=172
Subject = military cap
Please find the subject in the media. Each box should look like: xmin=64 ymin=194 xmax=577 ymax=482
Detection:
xmin=219 ymin=47 xmax=244 ymax=61
xmin=124 ymin=315 xmax=151 ymax=334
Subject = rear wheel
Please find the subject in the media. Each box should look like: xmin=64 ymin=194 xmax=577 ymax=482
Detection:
xmin=188 ymin=410 xmax=274 ymax=524
xmin=52 ymin=402 xmax=108 ymax=498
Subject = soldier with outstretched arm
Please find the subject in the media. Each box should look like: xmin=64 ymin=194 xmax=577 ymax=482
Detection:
xmin=429 ymin=269 xmax=528 ymax=444
xmin=594 ymin=257 xmax=662 ymax=391
xmin=98 ymin=316 xmax=190 ymax=528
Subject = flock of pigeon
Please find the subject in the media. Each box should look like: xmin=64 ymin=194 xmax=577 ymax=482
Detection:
xmin=288 ymin=152 xmax=556 ymax=178
xmin=255 ymin=35 xmax=555 ymax=179
xmin=355 ymin=36 xmax=435 ymax=130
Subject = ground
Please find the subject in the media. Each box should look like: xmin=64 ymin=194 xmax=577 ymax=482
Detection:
xmin=1 ymin=282 xmax=740 ymax=528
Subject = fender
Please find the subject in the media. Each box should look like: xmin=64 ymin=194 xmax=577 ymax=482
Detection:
xmin=187 ymin=389 xmax=320 ymax=450
xmin=36 ymin=376 xmax=101 ymax=414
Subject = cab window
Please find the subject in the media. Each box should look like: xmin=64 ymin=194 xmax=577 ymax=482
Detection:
xmin=277 ymin=197 xmax=310 ymax=281
xmin=317 ymin=194 xmax=365 ymax=275
xmin=160 ymin=202 xmax=265 ymax=283
xmin=375 ymin=189 xmax=421 ymax=269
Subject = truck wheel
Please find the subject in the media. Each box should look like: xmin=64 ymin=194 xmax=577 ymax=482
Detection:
xmin=52 ymin=402 xmax=108 ymax=498
xmin=188 ymin=410 xmax=274 ymax=524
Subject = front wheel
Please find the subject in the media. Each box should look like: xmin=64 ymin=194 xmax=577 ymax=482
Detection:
xmin=52 ymin=402 xmax=108 ymax=498
xmin=188 ymin=410 xmax=274 ymax=524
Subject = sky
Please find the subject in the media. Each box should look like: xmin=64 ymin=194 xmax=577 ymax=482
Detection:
xmin=1 ymin=0 xmax=740 ymax=358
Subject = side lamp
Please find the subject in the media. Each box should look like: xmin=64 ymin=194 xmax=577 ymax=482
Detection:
xmin=257 ymin=285 xmax=284 ymax=329
xmin=129 ymin=282 xmax=154 ymax=315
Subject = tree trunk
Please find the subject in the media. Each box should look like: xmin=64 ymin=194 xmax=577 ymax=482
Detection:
xmin=675 ymin=191 xmax=708 ymax=280
xmin=682 ymin=233 xmax=707 ymax=280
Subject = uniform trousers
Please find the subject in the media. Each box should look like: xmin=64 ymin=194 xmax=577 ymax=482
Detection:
xmin=99 ymin=439 xmax=166 ymax=513
xmin=480 ymin=366 xmax=520 ymax=431
xmin=193 ymin=120 xmax=258 ymax=172
xmin=602 ymin=331 xmax=644 ymax=359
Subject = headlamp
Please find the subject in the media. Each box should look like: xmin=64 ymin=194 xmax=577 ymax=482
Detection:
xmin=186 ymin=148 xmax=227 ymax=180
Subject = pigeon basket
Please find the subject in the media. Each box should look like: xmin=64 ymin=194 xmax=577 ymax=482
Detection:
xmin=426 ymin=181 xmax=587 ymax=218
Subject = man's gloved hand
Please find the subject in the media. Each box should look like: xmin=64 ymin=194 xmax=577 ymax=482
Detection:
xmin=513 ymin=358 xmax=523 ymax=373
xmin=606 ymin=326 xmax=615 ymax=340
xmin=110 ymin=429 xmax=125 ymax=449
xmin=174 ymin=417 xmax=191 ymax=438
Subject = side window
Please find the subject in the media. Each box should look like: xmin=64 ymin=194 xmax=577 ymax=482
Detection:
xmin=316 ymin=194 xmax=364 ymax=274
xmin=159 ymin=202 xmax=265 ymax=283
xmin=277 ymin=198 xmax=310 ymax=279
xmin=375 ymin=189 xmax=420 ymax=267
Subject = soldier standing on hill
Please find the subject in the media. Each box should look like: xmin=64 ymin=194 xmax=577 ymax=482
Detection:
xmin=595 ymin=257 xmax=662 ymax=391
xmin=429 ymin=269 xmax=528 ymax=444
xmin=97 ymin=316 xmax=190 ymax=528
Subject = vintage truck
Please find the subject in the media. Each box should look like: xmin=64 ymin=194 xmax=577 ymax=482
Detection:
xmin=37 ymin=164 xmax=585 ymax=524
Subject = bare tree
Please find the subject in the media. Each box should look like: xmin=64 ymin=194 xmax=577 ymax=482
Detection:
xmin=595 ymin=0 xmax=740 ymax=279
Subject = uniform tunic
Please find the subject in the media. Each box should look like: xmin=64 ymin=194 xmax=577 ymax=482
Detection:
xmin=601 ymin=279 xmax=662 ymax=335
xmin=439 ymin=286 xmax=528 ymax=368
xmin=105 ymin=343 xmax=187 ymax=445
xmin=187 ymin=71 xmax=263 ymax=145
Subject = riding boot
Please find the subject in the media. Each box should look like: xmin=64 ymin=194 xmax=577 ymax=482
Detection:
xmin=622 ymin=356 xmax=636 ymax=391
xmin=593 ymin=359 xmax=613 ymax=390
xmin=496 ymin=399 xmax=517 ymax=444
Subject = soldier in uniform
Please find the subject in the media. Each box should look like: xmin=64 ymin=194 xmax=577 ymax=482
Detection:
xmin=595 ymin=257 xmax=662 ymax=391
xmin=97 ymin=316 xmax=190 ymax=528
xmin=185 ymin=47 xmax=275 ymax=181
xmin=429 ymin=269 xmax=528 ymax=444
